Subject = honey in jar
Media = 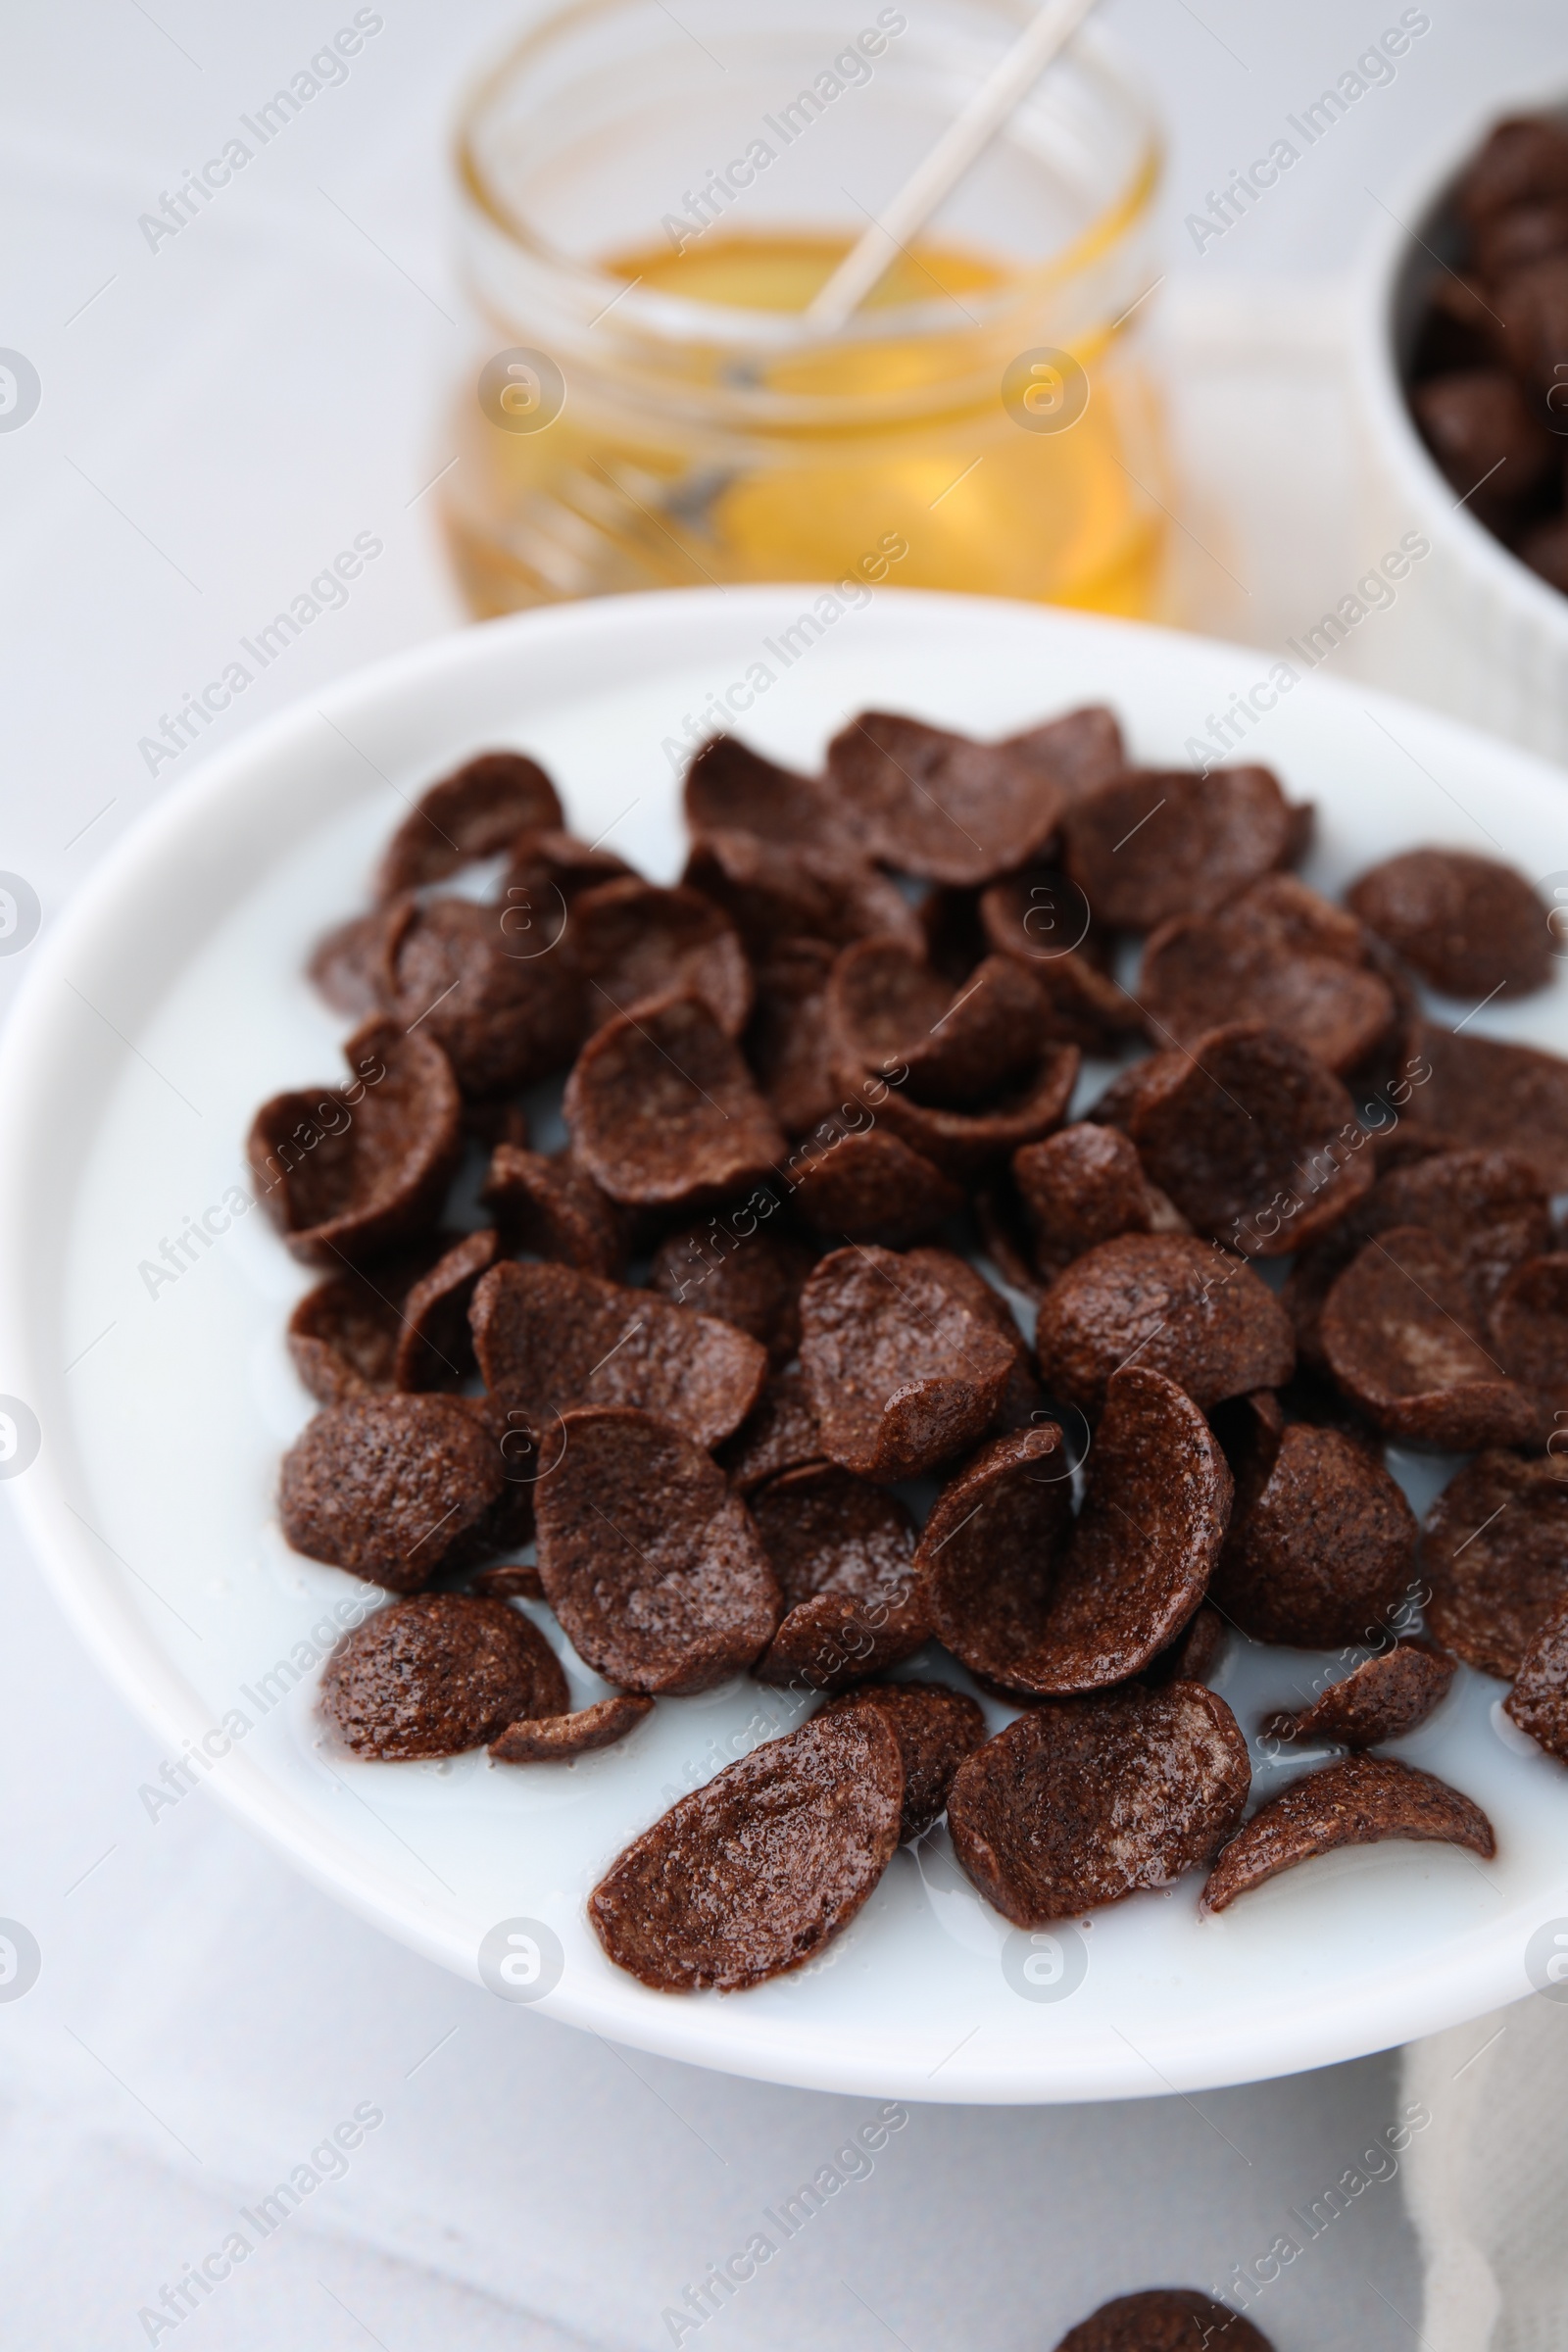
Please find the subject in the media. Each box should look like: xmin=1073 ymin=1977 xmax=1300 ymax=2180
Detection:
xmin=446 ymin=1 xmax=1166 ymax=616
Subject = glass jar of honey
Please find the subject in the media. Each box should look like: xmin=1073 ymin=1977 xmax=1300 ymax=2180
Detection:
xmin=446 ymin=0 xmax=1165 ymax=616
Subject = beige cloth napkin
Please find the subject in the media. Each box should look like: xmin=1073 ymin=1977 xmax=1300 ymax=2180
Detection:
xmin=1401 ymin=1994 xmax=1568 ymax=2351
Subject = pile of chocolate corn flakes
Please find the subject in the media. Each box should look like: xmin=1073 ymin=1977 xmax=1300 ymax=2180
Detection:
xmin=248 ymin=705 xmax=1568 ymax=1995
xmin=1406 ymin=112 xmax=1568 ymax=593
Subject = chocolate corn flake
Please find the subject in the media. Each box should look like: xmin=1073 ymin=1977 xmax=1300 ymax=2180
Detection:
xmin=1083 ymin=1049 xmax=1180 ymax=1135
xmin=820 ymin=932 xmax=946 ymax=1054
xmin=1403 ymin=1022 xmax=1568 ymax=1192
xmin=1412 ymin=372 xmax=1560 ymax=529
xmin=305 ymin=884 xmax=564 ymax=1133
xmin=1012 ymin=1122 xmax=1175 ymax=1287
xmin=1457 ymin=114 xmax=1568 ymax=226
xmin=1348 ymin=848 xmax=1552 ymax=1001
xmin=374 ymin=750 xmax=564 ymax=900
xmin=683 ymin=734 xmax=843 ymax=848
xmin=1034 ymin=1232 xmax=1294 ymax=1415
xmin=1503 ymin=1597 xmax=1568 ymax=1760
xmin=1028 ymin=1368 xmax=1232 ymax=1691
xmin=1368 ymin=1148 xmax=1550 ymax=1306
xmin=470 ymin=1258 xmax=766 ymax=1451
xmin=832 ymin=701 xmax=1128 ymax=894
xmin=564 ymin=990 xmax=788 ymax=1212
xmin=683 ymin=828 xmax=923 ymax=957
xmin=871 ymin=1242 xmax=1018 ymax=1340
xmin=286 ymin=1235 xmax=458 ymax=1404
xmin=902 ymin=1245 xmax=1042 ymax=1436
xmin=835 ymin=1038 xmax=1081 ymax=1184
xmin=308 ymin=904 xmax=403 ymax=1018
xmin=1125 ymin=1023 xmax=1375 ymax=1255
xmin=906 ymin=958 xmax=1056 ymax=1110
xmin=827 ymin=939 xmax=1044 ymax=1110
xmin=1262 ymin=1640 xmax=1455 ymax=1748
xmin=743 ymin=938 xmax=841 ymax=1138
xmin=388 ymin=895 xmax=585 ymax=1098
xmin=480 ymin=1143 xmax=626 ymax=1278
xmin=1491 ymin=1251 xmax=1568 ymax=1392
xmin=249 ymin=1019 xmax=463 ymax=1268
xmin=1054 ymin=2289 xmax=1275 ymax=2352
xmin=393 ymin=1226 xmax=499 ymax=1392
xmin=949 ymin=1684 xmax=1250 ymax=1926
xmin=1474 ymin=188 xmax=1568 ymax=279
xmin=1320 ymin=1226 xmax=1534 ymax=1451
xmin=920 ymin=1373 xmax=1229 ymax=1694
xmin=1009 ymin=704 xmax=1129 ymax=798
xmin=1210 ymin=1423 xmax=1417 ymax=1649
xmin=1282 ymin=1147 xmax=1548 ymax=1376
xmin=822 ymin=1681 xmax=987 ymax=1842
xmin=1139 ymin=876 xmax=1396 ymax=1075
xmin=535 ymin=1406 xmax=781 ymax=1694
xmin=279 ymin=1394 xmax=507 ymax=1590
xmin=824 ymin=710 xmax=1069 ymax=886
xmin=490 ymin=1692 xmax=655 ymax=1763
xmin=589 ymin=1706 xmax=903 ymax=1991
xmin=798 ymin=1244 xmax=1018 ymax=1480
xmin=499 ymin=829 xmax=635 ymax=933
xmin=1200 ymin=1753 xmax=1494 ymax=1914
xmin=575 ymin=877 xmax=753 ymax=1039
xmin=1061 ymin=765 xmax=1305 ymax=932
xmin=916 ymin=1425 xmax=1074 ymax=1689
xmin=321 ymin=1592 xmax=568 ymax=1759
xmin=650 ymin=1223 xmax=816 ymax=1367
xmin=789 ymin=1127 xmax=962 ymax=1249
xmin=1424 ymin=1450 xmax=1568 ymax=1677
xmin=715 ymin=1366 xmax=826 ymax=1495
xmin=752 ymin=1463 xmax=926 ymax=1690
xmin=978 ymin=871 xmax=1142 ymax=1053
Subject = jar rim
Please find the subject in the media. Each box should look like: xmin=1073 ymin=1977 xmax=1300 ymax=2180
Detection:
xmin=453 ymin=0 xmax=1162 ymax=354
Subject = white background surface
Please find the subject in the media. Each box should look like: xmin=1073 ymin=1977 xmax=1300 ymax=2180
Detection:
xmin=1 ymin=2 xmax=1565 ymax=2346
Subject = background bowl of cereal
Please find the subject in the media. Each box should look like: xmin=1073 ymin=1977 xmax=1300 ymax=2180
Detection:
xmin=1353 ymin=98 xmax=1568 ymax=763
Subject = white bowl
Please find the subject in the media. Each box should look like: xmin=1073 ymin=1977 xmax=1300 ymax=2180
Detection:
xmin=4 ymin=586 xmax=1568 ymax=2104
xmin=1352 ymin=92 xmax=1568 ymax=760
